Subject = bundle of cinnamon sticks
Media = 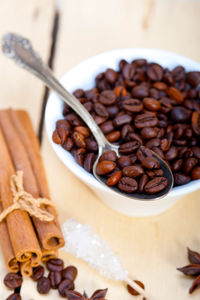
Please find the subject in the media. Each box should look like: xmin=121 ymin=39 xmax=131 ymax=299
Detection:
xmin=0 ymin=109 xmax=64 ymax=276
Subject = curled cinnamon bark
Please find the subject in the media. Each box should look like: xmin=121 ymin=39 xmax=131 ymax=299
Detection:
xmin=0 ymin=110 xmax=64 ymax=252
xmin=0 ymin=127 xmax=42 ymax=268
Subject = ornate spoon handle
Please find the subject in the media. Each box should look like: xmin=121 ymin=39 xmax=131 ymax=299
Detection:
xmin=1 ymin=33 xmax=108 ymax=149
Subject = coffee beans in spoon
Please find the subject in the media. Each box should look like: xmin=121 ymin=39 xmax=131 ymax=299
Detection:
xmin=52 ymin=58 xmax=200 ymax=194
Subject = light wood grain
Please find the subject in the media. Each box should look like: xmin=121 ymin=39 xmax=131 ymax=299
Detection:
xmin=0 ymin=0 xmax=55 ymax=131
xmin=41 ymin=0 xmax=200 ymax=299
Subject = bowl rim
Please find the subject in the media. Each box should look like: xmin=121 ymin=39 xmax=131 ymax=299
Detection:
xmin=45 ymin=47 xmax=200 ymax=200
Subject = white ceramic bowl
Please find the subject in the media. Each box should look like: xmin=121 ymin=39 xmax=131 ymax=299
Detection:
xmin=45 ymin=48 xmax=200 ymax=217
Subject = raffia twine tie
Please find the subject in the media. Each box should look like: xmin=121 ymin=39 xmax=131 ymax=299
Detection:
xmin=0 ymin=171 xmax=57 ymax=223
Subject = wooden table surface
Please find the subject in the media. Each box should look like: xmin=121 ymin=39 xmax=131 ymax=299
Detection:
xmin=1 ymin=0 xmax=200 ymax=299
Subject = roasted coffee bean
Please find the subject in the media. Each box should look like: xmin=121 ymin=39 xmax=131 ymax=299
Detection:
xmin=99 ymin=90 xmax=116 ymax=106
xmin=107 ymin=105 xmax=119 ymax=118
xmin=118 ymin=177 xmax=138 ymax=193
xmin=100 ymin=121 xmax=114 ymax=134
xmin=134 ymin=113 xmax=158 ymax=128
xmin=84 ymin=153 xmax=95 ymax=172
xmin=140 ymin=127 xmax=159 ymax=139
xmin=132 ymin=84 xmax=149 ymax=98
xmin=191 ymin=167 xmax=200 ymax=180
xmin=32 ymin=265 xmax=45 ymax=281
xmin=160 ymin=138 xmax=171 ymax=152
xmin=121 ymin=124 xmax=134 ymax=140
xmin=145 ymin=177 xmax=168 ymax=194
xmin=113 ymin=114 xmax=132 ymax=127
xmin=99 ymin=150 xmax=117 ymax=162
xmin=83 ymin=101 xmax=93 ymax=112
xmin=143 ymin=97 xmax=161 ymax=111
xmin=72 ymin=132 xmax=86 ymax=148
xmin=119 ymin=141 xmax=140 ymax=154
xmin=123 ymin=165 xmax=144 ymax=178
xmin=74 ymin=126 xmax=90 ymax=137
xmin=63 ymin=137 xmax=74 ymax=151
xmin=147 ymin=63 xmax=163 ymax=81
xmin=128 ymin=132 xmax=143 ymax=145
xmin=74 ymin=148 xmax=86 ymax=166
xmin=137 ymin=147 xmax=152 ymax=161
xmin=174 ymin=173 xmax=191 ymax=185
xmin=192 ymin=147 xmax=200 ymax=159
xmin=122 ymin=98 xmax=143 ymax=112
xmin=94 ymin=103 xmax=109 ymax=118
xmin=184 ymin=158 xmax=198 ymax=174
xmin=54 ymin=127 xmax=68 ymax=145
xmin=154 ymin=169 xmax=164 ymax=176
xmin=52 ymin=129 xmax=62 ymax=144
xmin=58 ymin=279 xmax=75 ymax=297
xmin=6 ymin=293 xmax=21 ymax=300
xmin=170 ymin=107 xmax=191 ymax=122
xmin=152 ymin=147 xmax=165 ymax=159
xmin=96 ymin=160 xmax=116 ymax=175
xmin=146 ymin=138 xmax=160 ymax=149
xmin=105 ymin=68 xmax=118 ymax=84
xmin=117 ymin=156 xmax=132 ymax=168
xmin=48 ymin=271 xmax=62 ymax=289
xmin=167 ymin=87 xmax=183 ymax=103
xmin=165 ymin=146 xmax=178 ymax=161
xmin=62 ymin=266 xmax=78 ymax=281
xmin=187 ymin=71 xmax=200 ymax=87
xmin=142 ymin=157 xmax=160 ymax=169
xmin=37 ymin=277 xmax=51 ymax=294
xmin=107 ymin=171 xmax=122 ymax=186
xmin=46 ymin=258 xmax=64 ymax=272
xmin=106 ymin=130 xmax=120 ymax=142
xmin=171 ymin=159 xmax=183 ymax=172
xmin=172 ymin=66 xmax=185 ymax=81
xmin=122 ymin=63 xmax=135 ymax=80
xmin=4 ymin=273 xmax=22 ymax=289
xmin=85 ymin=137 xmax=98 ymax=152
xmin=65 ymin=113 xmax=83 ymax=126
xmin=152 ymin=81 xmax=167 ymax=90
xmin=138 ymin=174 xmax=149 ymax=193
xmin=73 ymin=88 xmax=84 ymax=98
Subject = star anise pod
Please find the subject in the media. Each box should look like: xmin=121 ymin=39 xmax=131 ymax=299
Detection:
xmin=177 ymin=247 xmax=200 ymax=294
xmin=66 ymin=288 xmax=108 ymax=300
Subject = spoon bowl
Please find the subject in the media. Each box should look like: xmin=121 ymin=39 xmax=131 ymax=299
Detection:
xmin=2 ymin=33 xmax=174 ymax=200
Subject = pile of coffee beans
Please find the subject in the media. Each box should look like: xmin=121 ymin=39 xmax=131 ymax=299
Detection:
xmin=4 ymin=259 xmax=78 ymax=299
xmin=52 ymin=58 xmax=200 ymax=192
xmin=96 ymin=148 xmax=168 ymax=194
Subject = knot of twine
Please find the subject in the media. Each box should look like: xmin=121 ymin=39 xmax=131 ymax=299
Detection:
xmin=0 ymin=171 xmax=57 ymax=223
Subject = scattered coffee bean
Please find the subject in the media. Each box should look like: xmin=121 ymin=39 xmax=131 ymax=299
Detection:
xmin=31 ymin=265 xmax=44 ymax=281
xmin=5 ymin=293 xmax=21 ymax=300
xmin=4 ymin=273 xmax=22 ymax=289
xmin=48 ymin=271 xmax=62 ymax=289
xmin=62 ymin=266 xmax=78 ymax=281
xmin=58 ymin=279 xmax=75 ymax=297
xmin=46 ymin=258 xmax=64 ymax=272
xmin=37 ymin=277 xmax=51 ymax=294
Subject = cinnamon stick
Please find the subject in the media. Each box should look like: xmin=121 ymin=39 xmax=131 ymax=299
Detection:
xmin=0 ymin=128 xmax=41 ymax=266
xmin=0 ymin=109 xmax=64 ymax=251
xmin=0 ymin=204 xmax=19 ymax=272
xmin=21 ymin=260 xmax=32 ymax=277
xmin=41 ymin=249 xmax=58 ymax=262
xmin=12 ymin=109 xmax=64 ymax=249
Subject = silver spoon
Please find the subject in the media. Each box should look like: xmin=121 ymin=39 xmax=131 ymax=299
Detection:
xmin=1 ymin=33 xmax=173 ymax=200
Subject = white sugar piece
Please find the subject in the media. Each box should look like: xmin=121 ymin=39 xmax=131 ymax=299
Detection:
xmin=62 ymin=218 xmax=128 ymax=281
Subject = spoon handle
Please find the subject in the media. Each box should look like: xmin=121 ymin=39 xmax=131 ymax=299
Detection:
xmin=1 ymin=33 xmax=108 ymax=149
